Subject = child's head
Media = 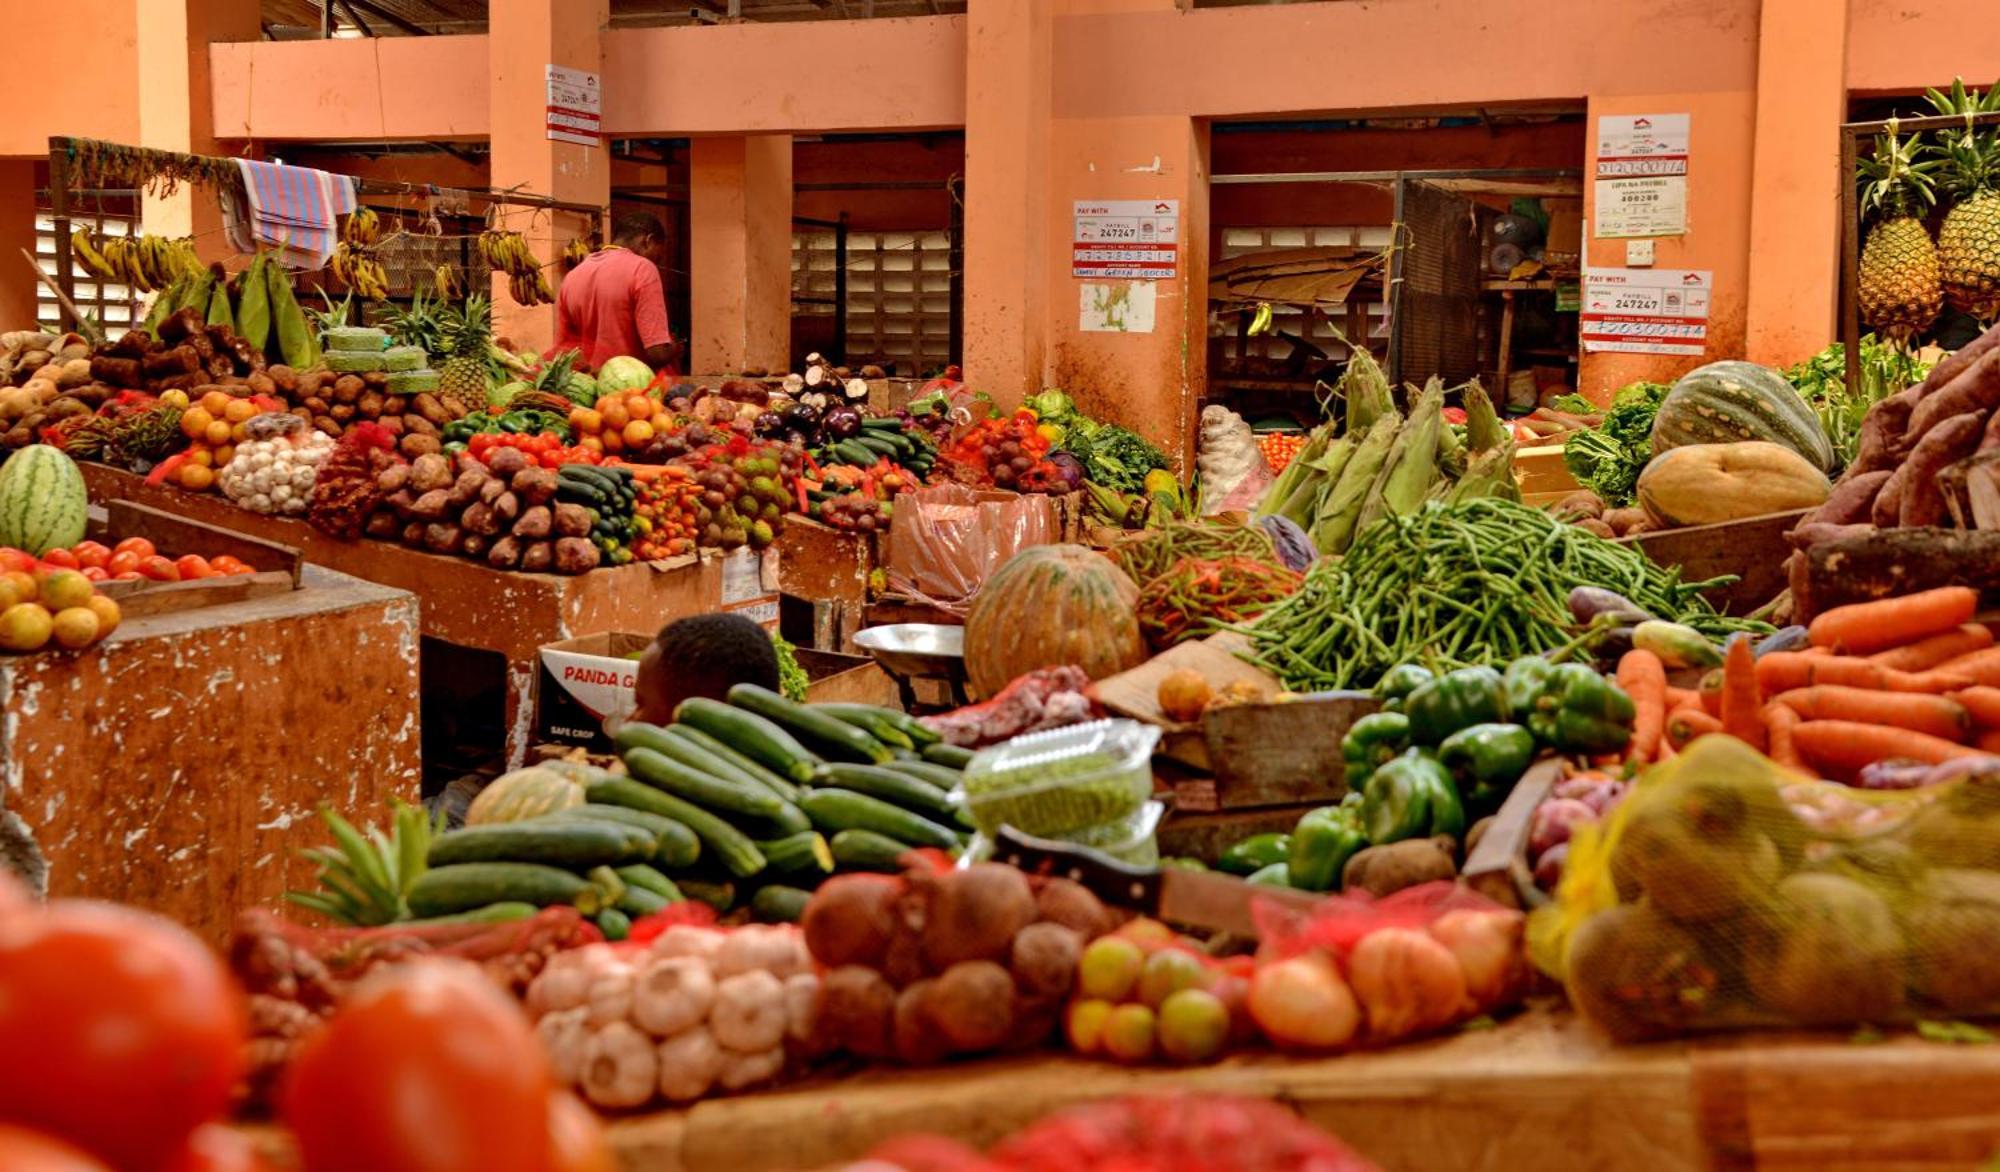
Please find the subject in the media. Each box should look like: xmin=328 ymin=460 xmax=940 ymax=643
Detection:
xmin=631 ymin=613 xmax=780 ymax=726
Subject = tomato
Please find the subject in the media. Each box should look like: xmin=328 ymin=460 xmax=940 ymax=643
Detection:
xmin=113 ymin=537 xmax=157 ymax=561
xmin=174 ymin=555 xmax=214 ymax=580
xmin=208 ymin=556 xmax=245 ymax=574
xmin=0 ymin=1124 xmax=112 ymax=1172
xmin=70 ymin=542 xmax=111 ymax=570
xmin=283 ymin=962 xmax=551 ymax=1172
xmin=545 ymin=1092 xmax=612 ymax=1172
xmin=162 ymin=1124 xmax=278 ymax=1172
xmin=78 ymin=566 xmax=107 ymax=582
xmin=470 ymin=434 xmax=495 ymax=453
xmin=0 ymin=548 xmax=33 ymax=573
xmin=140 ymin=556 xmax=181 ymax=582
xmin=539 ymin=451 xmax=561 ymax=469
xmin=107 ymin=551 xmax=142 ymax=576
xmin=0 ymin=902 xmax=246 ymax=1170
xmin=113 ymin=570 xmax=143 ymax=581
xmin=38 ymin=548 xmax=78 ymax=570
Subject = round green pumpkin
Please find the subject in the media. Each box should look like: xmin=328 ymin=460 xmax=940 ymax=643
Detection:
xmin=1649 ymin=360 xmax=1835 ymax=471
xmin=963 ymin=543 xmax=1146 ymax=699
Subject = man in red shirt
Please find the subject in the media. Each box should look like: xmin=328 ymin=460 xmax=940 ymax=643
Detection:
xmin=555 ymin=212 xmax=680 ymax=372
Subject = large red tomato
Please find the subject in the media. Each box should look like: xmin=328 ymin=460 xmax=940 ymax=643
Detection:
xmin=282 ymin=961 xmax=554 ymax=1172
xmin=0 ymin=1124 xmax=113 ymax=1172
xmin=546 ymin=1092 xmax=614 ymax=1172
xmin=0 ymin=903 xmax=245 ymax=1172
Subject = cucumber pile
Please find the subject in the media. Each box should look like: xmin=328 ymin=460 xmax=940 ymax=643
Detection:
xmin=556 ymin=464 xmax=637 ymax=565
xmin=820 ymin=416 xmax=936 ymax=477
xmin=409 ymin=690 xmax=971 ymax=935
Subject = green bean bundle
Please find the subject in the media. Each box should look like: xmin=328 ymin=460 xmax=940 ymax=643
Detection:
xmin=1111 ymin=518 xmax=1276 ymax=586
xmin=1246 ymin=497 xmax=1770 ymax=691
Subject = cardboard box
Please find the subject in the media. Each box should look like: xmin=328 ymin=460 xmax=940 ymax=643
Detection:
xmin=1543 ymin=197 xmax=1583 ymax=271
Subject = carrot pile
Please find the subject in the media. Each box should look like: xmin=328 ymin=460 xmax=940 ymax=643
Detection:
xmin=1618 ymin=586 xmax=2000 ymax=780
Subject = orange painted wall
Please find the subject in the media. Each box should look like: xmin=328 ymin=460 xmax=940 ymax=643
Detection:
xmin=209 ymin=35 xmax=490 ymax=142
xmin=1 ymin=0 xmax=140 ymax=157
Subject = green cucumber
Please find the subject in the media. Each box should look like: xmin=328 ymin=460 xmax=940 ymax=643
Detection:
xmin=798 ymin=788 xmax=959 ymax=849
xmin=545 ymin=805 xmax=700 ymax=869
xmin=880 ymin=760 xmax=966 ymax=792
xmin=426 ymin=820 xmax=655 ymax=869
xmin=813 ymin=703 xmax=914 ymax=750
xmin=810 ymin=763 xmax=956 ymax=821
xmin=675 ymin=697 xmax=819 ymax=783
xmin=614 ymin=864 xmax=684 ymax=902
xmin=860 ymin=416 xmax=907 ymax=431
xmin=403 ymin=901 xmax=541 ymax=926
xmin=873 ymin=707 xmax=940 ymax=747
xmin=829 ymin=829 xmax=914 ymax=872
xmin=595 ymin=908 xmax=633 ymax=940
xmin=751 ymin=800 xmax=813 ymax=837
xmin=556 ymin=479 xmax=609 ymax=506
xmin=726 ymin=684 xmax=893 ymax=764
xmin=833 ymin=439 xmax=876 ymax=465
xmin=922 ymin=743 xmax=975 ymax=769
xmin=585 ymin=777 xmax=767 ymax=878
xmin=617 ymin=887 xmax=672 ymax=918
xmin=624 ymin=747 xmax=784 ymax=820
xmin=408 ymin=863 xmax=592 ymax=917
xmin=755 ymin=831 xmax=834 ymax=878
xmin=750 ymin=885 xmax=813 ymax=924
xmin=678 ymin=878 xmax=736 ymax=913
xmin=665 ymin=724 xmax=802 ymax=803
xmin=630 ymin=721 xmax=789 ymax=800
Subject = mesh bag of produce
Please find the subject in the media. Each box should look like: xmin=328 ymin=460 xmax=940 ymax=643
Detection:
xmin=1532 ymin=734 xmax=2000 ymax=1040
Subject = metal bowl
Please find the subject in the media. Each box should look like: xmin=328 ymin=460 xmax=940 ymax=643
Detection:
xmin=853 ymin=623 xmax=966 ymax=680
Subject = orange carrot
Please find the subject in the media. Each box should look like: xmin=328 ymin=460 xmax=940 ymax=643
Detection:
xmin=1755 ymin=652 xmax=1969 ymax=695
xmin=1698 ymin=670 xmax=1723 ymax=717
xmin=1802 ymin=646 xmax=1835 ymax=658
xmin=1807 ymin=586 xmax=1979 ymax=655
xmin=1719 ymin=637 xmax=1765 ymax=749
xmin=1763 ymin=702 xmax=1804 ymax=770
xmin=1666 ymin=709 xmax=1723 ymax=750
xmin=1665 ymin=685 xmax=1701 ymax=710
xmin=1655 ymin=738 xmax=1678 ymax=761
xmin=1790 ymin=720 xmax=1980 ymax=774
xmin=1617 ymin=648 xmax=1667 ymax=763
xmin=1935 ymin=647 xmax=2000 ymax=688
xmin=1955 ymin=686 xmax=2000 ymax=728
xmin=1774 ymin=685 xmax=1972 ymax=742
xmin=1869 ymin=623 xmax=1995 ymax=671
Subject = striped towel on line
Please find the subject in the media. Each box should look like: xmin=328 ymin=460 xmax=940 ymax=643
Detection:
xmin=224 ymin=158 xmax=357 ymax=269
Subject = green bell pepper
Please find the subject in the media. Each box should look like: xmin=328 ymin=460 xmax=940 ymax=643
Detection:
xmin=1218 ymin=833 xmax=1291 ymax=876
xmin=1246 ymin=861 xmax=1293 ymax=887
xmin=1502 ymin=656 xmax=1556 ymax=723
xmin=1437 ymin=722 xmax=1536 ymax=813
xmin=1340 ymin=711 xmax=1410 ymax=787
xmin=1403 ymin=666 xmax=1508 ymax=745
xmin=1373 ymin=664 xmax=1434 ymax=713
xmin=1287 ymin=804 xmax=1369 ymax=893
xmin=1528 ymin=663 xmax=1638 ymax=753
xmin=1361 ymin=748 xmax=1466 ymax=844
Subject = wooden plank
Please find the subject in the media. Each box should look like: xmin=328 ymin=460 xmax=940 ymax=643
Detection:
xmin=1459 ymin=759 xmax=1560 ymax=911
xmin=101 ymin=499 xmax=303 ymax=583
xmin=1515 ymin=444 xmax=1579 ymax=497
xmin=1621 ymin=509 xmax=1807 ymax=616
xmin=98 ymin=570 xmax=295 ymax=617
xmin=1200 ymin=692 xmax=1377 ymax=809
xmin=1095 ymin=631 xmax=1279 ymax=728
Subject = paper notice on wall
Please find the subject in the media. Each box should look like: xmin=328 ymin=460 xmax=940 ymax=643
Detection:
xmin=1079 ymin=283 xmax=1156 ymax=333
xmin=1594 ymin=113 xmax=1688 ymax=237
xmin=545 ymin=65 xmax=601 ymax=146
xmin=1594 ymin=175 xmax=1687 ymax=238
xmin=1580 ymin=267 xmax=1711 ymax=356
xmin=1073 ymin=200 xmax=1179 ymax=280
xmin=1596 ymin=114 xmax=1689 ymax=177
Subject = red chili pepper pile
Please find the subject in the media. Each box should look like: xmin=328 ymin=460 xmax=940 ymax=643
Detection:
xmin=1136 ymin=554 xmax=1303 ymax=651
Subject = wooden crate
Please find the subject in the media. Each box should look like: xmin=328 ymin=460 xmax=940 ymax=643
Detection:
xmin=88 ymin=500 xmax=302 ymax=617
xmin=1459 ymin=758 xmax=1563 ymax=911
xmin=797 ymin=647 xmax=900 ymax=708
xmin=1199 ymin=692 xmax=1379 ymax=809
xmin=1516 ymin=443 xmax=1578 ymax=500
xmin=1620 ymin=509 xmax=1806 ymax=616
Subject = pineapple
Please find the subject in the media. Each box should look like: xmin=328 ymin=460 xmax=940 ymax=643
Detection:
xmin=381 ymin=286 xmax=446 ymax=359
xmin=437 ymin=295 xmax=494 ymax=416
xmin=1925 ymin=78 xmax=2000 ymax=322
xmin=1857 ymin=122 xmax=1944 ymax=345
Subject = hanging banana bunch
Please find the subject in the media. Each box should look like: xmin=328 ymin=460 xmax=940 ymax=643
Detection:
xmin=561 ymin=236 xmax=592 ymax=266
xmin=70 ymin=229 xmax=203 ymax=293
xmin=1247 ymin=301 xmax=1275 ymax=336
xmin=328 ymin=242 xmax=390 ymax=300
xmin=478 ymin=229 xmax=554 ymax=306
xmin=341 ymin=206 xmax=381 ymax=249
xmin=432 ymin=264 xmax=464 ymax=301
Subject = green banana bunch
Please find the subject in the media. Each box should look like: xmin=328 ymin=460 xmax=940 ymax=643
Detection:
xmin=286 ymin=801 xmax=440 ymax=926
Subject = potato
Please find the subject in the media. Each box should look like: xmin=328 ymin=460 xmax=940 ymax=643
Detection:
xmin=409 ymin=489 xmax=452 ymax=520
xmin=1603 ymin=507 xmax=1649 ymax=536
xmin=382 ymin=395 xmax=407 ymax=416
xmin=329 ymin=403 xmax=356 ymax=422
xmin=302 ymin=396 xmax=330 ymax=416
xmin=376 ymin=416 xmax=405 ymax=439
xmin=1341 ymin=838 xmax=1458 ymax=898
xmin=1575 ymin=517 xmax=1617 ymax=539
xmin=361 ymin=370 xmax=390 ymax=389
xmin=377 ymin=464 xmax=412 ymax=494
xmin=267 ymin=364 xmax=298 ymax=393
xmin=357 ymin=391 xmax=385 ymax=419
xmin=362 ymin=510 xmax=401 ymax=539
xmin=331 ymin=375 xmax=364 ymax=405
xmin=402 ymin=414 xmax=438 ymax=438
xmin=412 ymin=393 xmax=452 ymax=427
xmin=398 ymin=433 xmax=439 ymax=460
xmin=1554 ymin=490 xmax=1606 ymax=520
xmin=409 ymin=453 xmax=454 ymax=493
xmin=246 ymin=372 xmax=277 ymax=397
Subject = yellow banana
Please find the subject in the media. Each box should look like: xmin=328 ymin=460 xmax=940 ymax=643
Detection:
xmin=70 ymin=229 xmax=112 ymax=279
xmin=1249 ymin=301 xmax=1274 ymax=336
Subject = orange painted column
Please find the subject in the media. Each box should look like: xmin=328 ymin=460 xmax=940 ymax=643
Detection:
xmin=489 ymin=0 xmax=611 ymax=353
xmin=961 ymin=0 xmax=1053 ymax=405
xmin=0 ymin=162 xmax=37 ymax=329
xmin=134 ymin=0 xmax=258 ymax=254
xmin=688 ymin=135 xmax=794 ymax=376
xmin=1745 ymin=0 xmax=1849 ymax=367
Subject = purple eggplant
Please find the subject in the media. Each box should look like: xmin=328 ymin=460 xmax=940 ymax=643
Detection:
xmin=754 ymin=411 xmax=787 ymax=437
xmin=1567 ymin=586 xmax=1652 ymax=627
xmin=822 ymin=404 xmax=864 ymax=440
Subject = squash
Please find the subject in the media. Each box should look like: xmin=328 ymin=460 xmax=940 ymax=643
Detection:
xmin=1636 ymin=441 xmax=1832 ymax=528
xmin=962 ymin=543 xmax=1146 ymax=699
xmin=1650 ymin=360 xmax=1834 ymax=471
xmin=464 ymin=766 xmax=584 ymax=826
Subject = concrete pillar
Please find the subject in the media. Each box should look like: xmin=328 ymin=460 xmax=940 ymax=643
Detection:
xmin=0 ymin=162 xmax=37 ymax=329
xmin=961 ymin=0 xmax=1053 ymax=404
xmin=1745 ymin=0 xmax=1850 ymax=367
xmin=134 ymin=0 xmax=258 ymax=251
xmin=688 ymin=135 xmax=794 ymax=376
xmin=489 ymin=0 xmax=611 ymax=351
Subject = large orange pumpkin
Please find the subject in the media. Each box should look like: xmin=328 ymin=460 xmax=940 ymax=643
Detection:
xmin=963 ymin=544 xmax=1145 ymax=698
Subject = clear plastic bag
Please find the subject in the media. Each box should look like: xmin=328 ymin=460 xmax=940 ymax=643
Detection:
xmin=884 ymin=483 xmax=1060 ymax=613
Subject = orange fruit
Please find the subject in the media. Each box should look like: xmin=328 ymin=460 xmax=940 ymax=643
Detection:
xmin=37 ymin=569 xmax=92 ymax=612
xmin=599 ymin=399 xmax=630 ymax=431
xmin=50 ymin=607 xmax=99 ymax=650
xmin=203 ymin=420 xmax=231 ymax=446
xmin=178 ymin=463 xmax=216 ymax=491
xmin=230 ymin=422 xmax=250 ymax=443
xmin=212 ymin=445 xmax=236 ymax=467
xmin=187 ymin=447 xmax=214 ymax=468
xmin=625 ymin=394 xmax=655 ymax=421
xmin=568 ymin=408 xmax=602 ymax=435
xmin=199 ymin=391 xmax=231 ymax=417
xmin=180 ymin=407 xmax=214 ymax=439
xmin=577 ymin=435 xmax=604 ymax=454
xmin=0 ymin=603 xmax=52 ymax=652
xmin=84 ymin=595 xmax=120 ymax=639
xmin=0 ymin=570 xmax=36 ymax=603
xmin=601 ymin=430 xmax=625 ymax=453
xmin=222 ymin=399 xmax=258 ymax=424
xmin=159 ymin=389 xmax=190 ymax=410
xmin=621 ymin=419 xmax=655 ymax=446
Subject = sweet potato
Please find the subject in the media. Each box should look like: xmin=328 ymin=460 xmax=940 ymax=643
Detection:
xmin=409 ymin=453 xmax=454 ymax=493
xmin=376 ymin=416 xmax=404 ymax=439
xmin=422 ymin=523 xmax=462 ymax=554
xmin=1981 ymin=409 xmax=2000 ymax=454
xmin=485 ymin=446 xmax=531 ymax=479
xmin=402 ymin=414 xmax=438 ymax=438
xmin=552 ymin=502 xmax=593 ymax=538
xmin=398 ymin=433 xmax=440 ymax=460
xmin=409 ymin=489 xmax=451 ymax=520
xmin=1916 ymin=322 xmax=2000 ymax=398
xmin=479 ymin=477 xmax=508 ymax=505
xmin=486 ymin=536 xmax=523 ymax=569
xmin=552 ymin=536 xmax=601 ymax=574
xmin=445 ymin=468 xmax=489 ymax=510
xmin=1908 ymin=348 xmax=2000 ymax=441
xmin=1873 ymin=463 xmax=1909 ymax=527
xmin=511 ymin=467 xmax=558 ymax=506
xmin=461 ymin=501 xmax=501 ymax=537
xmin=376 ymin=463 xmax=411 ymax=494
xmin=460 ymin=533 xmax=489 ymax=559
xmin=1900 ymin=411 xmax=1985 ymax=527
xmin=492 ymin=491 xmax=521 ymax=525
xmin=1804 ymin=468 xmax=1892 ymax=527
xmin=400 ymin=522 xmax=427 ymax=548
xmin=513 ymin=505 xmax=553 ymax=540
xmin=362 ymin=511 xmax=401 ymax=539
xmin=267 ymin=364 xmax=299 ymax=393
xmin=520 ymin=541 xmax=554 ymax=573
xmin=1851 ymin=386 xmax=1919 ymax=475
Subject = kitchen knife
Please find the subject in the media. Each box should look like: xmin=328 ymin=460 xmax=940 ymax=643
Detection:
xmin=992 ymin=825 xmax=1323 ymax=938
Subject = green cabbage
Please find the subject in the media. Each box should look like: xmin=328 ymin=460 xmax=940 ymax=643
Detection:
xmin=597 ymin=355 xmax=654 ymax=394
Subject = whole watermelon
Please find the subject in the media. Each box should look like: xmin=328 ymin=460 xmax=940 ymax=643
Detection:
xmin=0 ymin=447 xmax=86 ymax=555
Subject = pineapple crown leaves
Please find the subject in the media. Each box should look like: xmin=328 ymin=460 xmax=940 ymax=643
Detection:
xmin=1860 ymin=122 xmax=1942 ymax=219
xmin=1922 ymin=78 xmax=2000 ymax=198
xmin=534 ymin=348 xmax=582 ymax=396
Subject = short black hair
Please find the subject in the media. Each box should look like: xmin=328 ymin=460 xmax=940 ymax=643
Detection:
xmin=613 ymin=212 xmax=667 ymax=246
xmin=650 ymin=612 xmax=779 ymax=695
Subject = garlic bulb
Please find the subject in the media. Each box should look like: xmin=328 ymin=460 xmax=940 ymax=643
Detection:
xmin=219 ymin=430 xmax=336 ymax=514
